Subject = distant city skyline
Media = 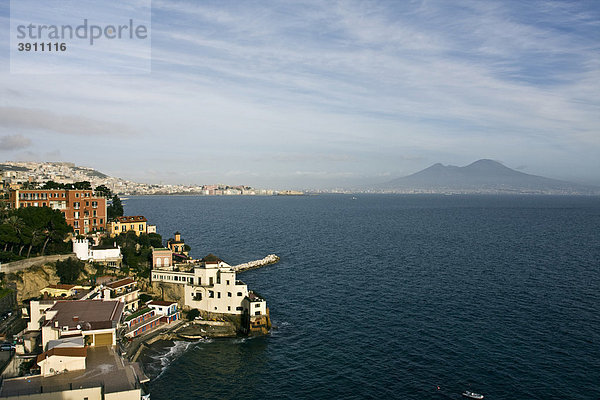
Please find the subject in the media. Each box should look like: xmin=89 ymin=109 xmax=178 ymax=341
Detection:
xmin=1 ymin=1 xmax=599 ymax=189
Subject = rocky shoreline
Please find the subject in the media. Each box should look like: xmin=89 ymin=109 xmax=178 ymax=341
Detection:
xmin=129 ymin=254 xmax=280 ymax=370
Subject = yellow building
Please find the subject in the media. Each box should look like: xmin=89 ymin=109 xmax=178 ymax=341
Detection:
xmin=40 ymin=284 xmax=90 ymax=298
xmin=108 ymin=216 xmax=148 ymax=237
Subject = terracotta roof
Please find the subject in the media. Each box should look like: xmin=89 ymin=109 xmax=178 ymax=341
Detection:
xmin=148 ymin=300 xmax=177 ymax=307
xmin=37 ymin=347 xmax=87 ymax=364
xmin=115 ymin=216 xmax=147 ymax=223
xmin=106 ymin=278 xmax=136 ymax=289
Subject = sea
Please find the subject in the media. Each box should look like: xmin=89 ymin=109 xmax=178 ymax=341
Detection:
xmin=123 ymin=194 xmax=600 ymax=400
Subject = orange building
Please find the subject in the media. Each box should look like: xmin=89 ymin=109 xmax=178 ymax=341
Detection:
xmin=8 ymin=189 xmax=107 ymax=235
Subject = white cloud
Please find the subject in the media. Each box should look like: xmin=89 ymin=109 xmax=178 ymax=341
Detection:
xmin=0 ymin=134 xmax=32 ymax=151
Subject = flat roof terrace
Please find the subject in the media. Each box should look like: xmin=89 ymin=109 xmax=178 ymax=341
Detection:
xmin=0 ymin=347 xmax=140 ymax=397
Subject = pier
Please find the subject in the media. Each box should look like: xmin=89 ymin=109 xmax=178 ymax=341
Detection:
xmin=232 ymin=254 xmax=280 ymax=273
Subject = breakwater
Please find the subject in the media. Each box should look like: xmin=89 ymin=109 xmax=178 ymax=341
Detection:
xmin=232 ymin=254 xmax=280 ymax=272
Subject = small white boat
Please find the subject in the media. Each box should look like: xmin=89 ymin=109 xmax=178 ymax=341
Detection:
xmin=462 ymin=391 xmax=484 ymax=399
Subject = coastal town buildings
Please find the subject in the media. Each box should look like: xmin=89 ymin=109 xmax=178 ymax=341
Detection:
xmin=123 ymin=300 xmax=179 ymax=339
xmin=167 ymin=231 xmax=188 ymax=254
xmin=148 ymin=300 xmax=180 ymax=323
xmin=14 ymin=296 xmax=145 ymax=400
xmin=73 ymin=238 xmax=123 ymax=268
xmin=7 ymin=188 xmax=107 ymax=234
xmin=152 ymin=247 xmax=173 ymax=268
xmin=107 ymin=215 xmax=149 ymax=237
xmin=101 ymin=278 xmax=140 ymax=312
xmin=1 ymin=161 xmax=278 ymax=196
xmin=151 ymin=256 xmax=270 ymax=333
xmin=37 ymin=342 xmax=87 ymax=377
xmin=0 ymin=346 xmax=142 ymax=400
xmin=40 ymin=300 xmax=124 ymax=350
xmin=39 ymin=284 xmax=91 ymax=299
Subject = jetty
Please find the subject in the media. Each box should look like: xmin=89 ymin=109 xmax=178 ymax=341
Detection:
xmin=232 ymin=254 xmax=280 ymax=272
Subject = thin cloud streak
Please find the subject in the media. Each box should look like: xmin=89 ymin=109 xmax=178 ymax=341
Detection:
xmin=0 ymin=1 xmax=598 ymax=187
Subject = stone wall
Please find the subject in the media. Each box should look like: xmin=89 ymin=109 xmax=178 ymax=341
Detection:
xmin=0 ymin=254 xmax=76 ymax=274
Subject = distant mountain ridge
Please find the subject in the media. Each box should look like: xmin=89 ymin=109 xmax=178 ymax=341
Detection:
xmin=378 ymin=159 xmax=599 ymax=194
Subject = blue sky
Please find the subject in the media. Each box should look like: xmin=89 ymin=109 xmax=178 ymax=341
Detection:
xmin=0 ymin=0 xmax=599 ymax=189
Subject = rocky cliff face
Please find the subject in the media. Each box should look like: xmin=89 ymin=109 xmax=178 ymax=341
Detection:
xmin=13 ymin=264 xmax=60 ymax=302
xmin=148 ymin=281 xmax=186 ymax=306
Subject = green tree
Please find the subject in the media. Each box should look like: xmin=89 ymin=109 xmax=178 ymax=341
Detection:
xmin=15 ymin=207 xmax=72 ymax=258
xmin=55 ymin=257 xmax=85 ymax=284
xmin=73 ymin=181 xmax=92 ymax=190
xmin=107 ymin=195 xmax=124 ymax=219
xmin=1 ymin=216 xmax=24 ymax=253
xmin=187 ymin=309 xmax=200 ymax=321
xmin=41 ymin=181 xmax=64 ymax=190
xmin=203 ymin=253 xmax=219 ymax=262
xmin=148 ymin=233 xmax=163 ymax=248
xmin=94 ymin=185 xmax=113 ymax=198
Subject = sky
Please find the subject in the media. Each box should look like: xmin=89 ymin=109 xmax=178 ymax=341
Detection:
xmin=0 ymin=0 xmax=599 ymax=190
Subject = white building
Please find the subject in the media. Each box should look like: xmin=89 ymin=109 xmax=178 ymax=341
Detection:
xmin=151 ymin=260 xmax=267 ymax=316
xmin=73 ymin=238 xmax=122 ymax=268
xmin=40 ymin=300 xmax=124 ymax=350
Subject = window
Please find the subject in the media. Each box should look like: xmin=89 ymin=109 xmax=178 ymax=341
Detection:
xmin=139 ymin=224 xmax=144 ymax=231
xmin=217 ymin=292 xmax=221 ymax=298
xmin=93 ymin=210 xmax=97 ymax=217
xmin=74 ymin=211 xmax=79 ymax=219
xmin=228 ymin=306 xmax=231 ymax=311
xmin=93 ymin=219 xmax=97 ymax=225
xmin=255 ymin=311 xmax=261 ymax=316
xmin=86 ymin=201 xmax=89 ymax=206
xmin=92 ymin=201 xmax=98 ymax=208
xmin=115 ymin=225 xmax=119 ymax=231
xmin=209 ymin=291 xmax=214 ymax=298
xmin=99 ymin=218 xmax=103 ymax=224
xmin=237 ymin=292 xmax=242 ymax=296
xmin=228 ymin=292 xmax=232 ymax=297
xmin=75 ymin=193 xmax=79 ymax=198
xmin=255 ymin=303 xmax=260 ymax=308
xmin=236 ymin=306 xmax=243 ymax=311
xmin=226 ymin=280 xmax=230 ymax=285
xmin=74 ymin=202 xmax=80 ymax=209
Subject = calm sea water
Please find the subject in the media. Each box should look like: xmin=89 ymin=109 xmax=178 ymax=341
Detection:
xmin=124 ymin=195 xmax=600 ymax=400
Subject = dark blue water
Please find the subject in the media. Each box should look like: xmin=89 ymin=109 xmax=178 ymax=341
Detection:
xmin=124 ymin=195 xmax=600 ymax=400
